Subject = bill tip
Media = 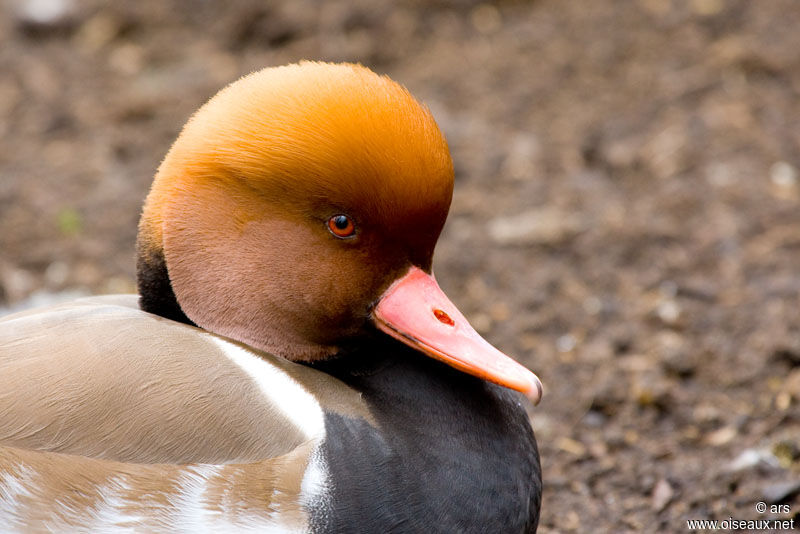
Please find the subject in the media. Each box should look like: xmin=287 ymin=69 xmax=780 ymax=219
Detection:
xmin=526 ymin=376 xmax=543 ymax=405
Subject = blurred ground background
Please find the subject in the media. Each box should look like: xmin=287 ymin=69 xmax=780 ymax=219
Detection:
xmin=1 ymin=0 xmax=799 ymax=531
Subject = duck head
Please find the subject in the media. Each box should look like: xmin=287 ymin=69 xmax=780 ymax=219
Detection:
xmin=137 ymin=62 xmax=542 ymax=403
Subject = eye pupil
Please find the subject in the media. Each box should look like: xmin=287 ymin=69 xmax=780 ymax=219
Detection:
xmin=333 ymin=216 xmax=349 ymax=229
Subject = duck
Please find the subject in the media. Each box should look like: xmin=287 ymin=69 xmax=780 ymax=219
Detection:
xmin=0 ymin=62 xmax=542 ymax=533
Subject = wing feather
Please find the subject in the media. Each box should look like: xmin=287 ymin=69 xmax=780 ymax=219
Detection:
xmin=0 ymin=296 xmax=330 ymax=464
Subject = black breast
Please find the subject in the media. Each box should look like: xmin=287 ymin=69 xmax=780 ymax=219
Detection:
xmin=306 ymin=343 xmax=541 ymax=534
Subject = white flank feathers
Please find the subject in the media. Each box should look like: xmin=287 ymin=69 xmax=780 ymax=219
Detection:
xmin=0 ymin=465 xmax=34 ymax=533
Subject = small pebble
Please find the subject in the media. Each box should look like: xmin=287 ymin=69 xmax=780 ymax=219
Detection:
xmin=656 ymin=300 xmax=682 ymax=325
xmin=651 ymin=478 xmax=674 ymax=512
xmin=705 ymin=425 xmax=737 ymax=446
xmin=556 ymin=436 xmax=587 ymax=457
xmin=556 ymin=334 xmax=577 ymax=353
xmin=15 ymin=0 xmax=75 ymax=30
xmin=727 ymin=448 xmax=779 ymax=472
xmin=770 ymin=161 xmax=798 ymax=188
xmin=44 ymin=261 xmax=69 ymax=287
xmin=488 ymin=208 xmax=583 ymax=246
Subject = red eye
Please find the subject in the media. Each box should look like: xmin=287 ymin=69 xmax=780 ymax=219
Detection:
xmin=327 ymin=214 xmax=356 ymax=238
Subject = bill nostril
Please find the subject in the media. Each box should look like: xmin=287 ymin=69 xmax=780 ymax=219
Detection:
xmin=433 ymin=308 xmax=455 ymax=326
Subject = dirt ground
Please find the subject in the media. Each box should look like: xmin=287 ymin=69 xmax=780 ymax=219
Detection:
xmin=2 ymin=0 xmax=799 ymax=532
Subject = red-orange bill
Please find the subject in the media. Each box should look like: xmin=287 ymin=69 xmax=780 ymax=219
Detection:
xmin=372 ymin=266 xmax=543 ymax=405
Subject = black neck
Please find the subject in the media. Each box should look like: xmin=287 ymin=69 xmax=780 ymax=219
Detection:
xmin=307 ymin=343 xmax=541 ymax=533
xmin=135 ymin=244 xmax=194 ymax=325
